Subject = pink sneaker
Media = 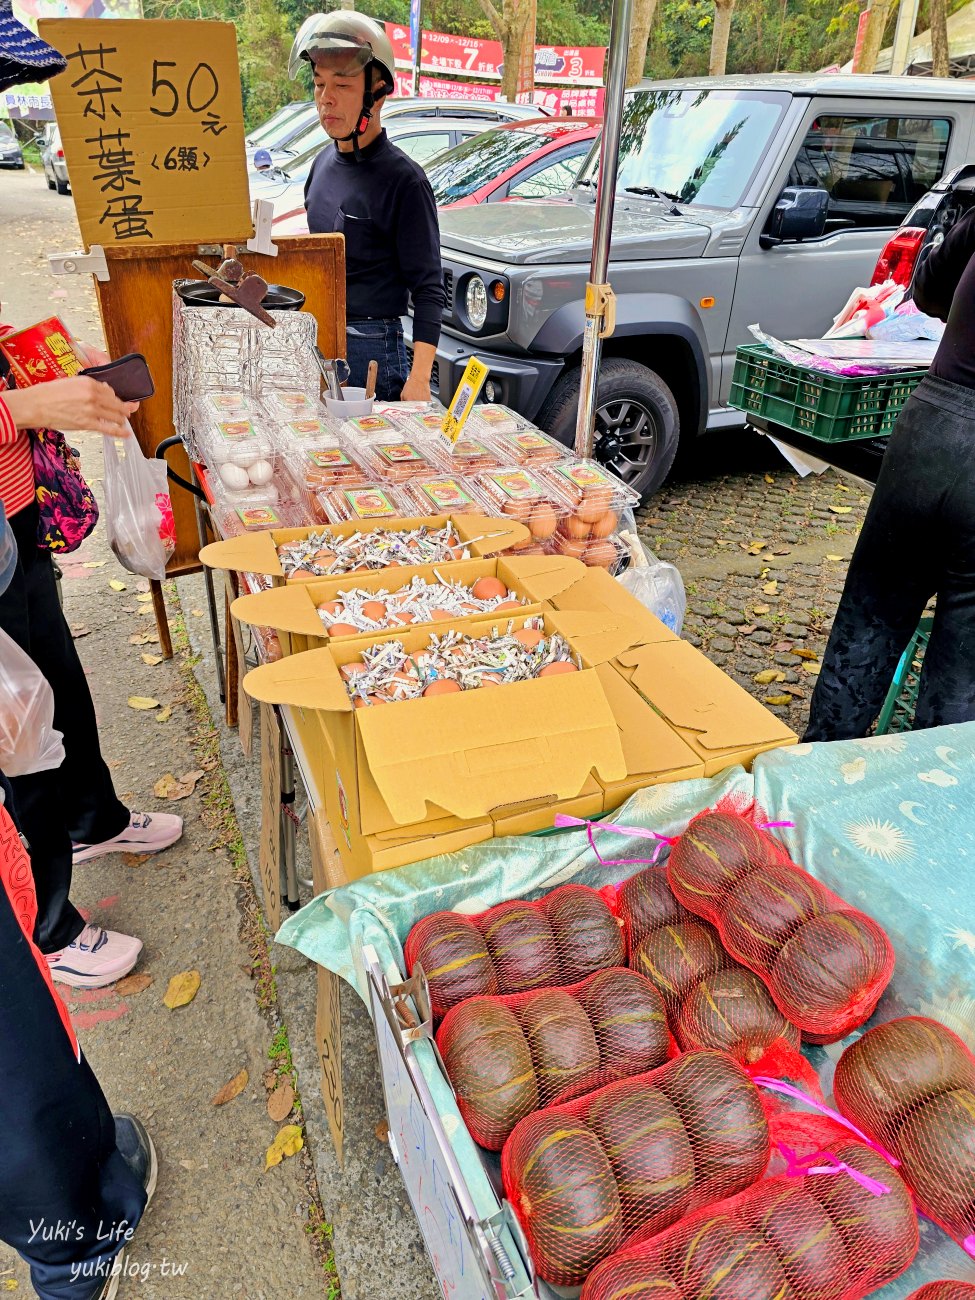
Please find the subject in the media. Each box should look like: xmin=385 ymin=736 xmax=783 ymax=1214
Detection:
xmin=47 ymin=924 xmax=143 ymax=989
xmin=73 ymin=811 xmax=183 ymax=865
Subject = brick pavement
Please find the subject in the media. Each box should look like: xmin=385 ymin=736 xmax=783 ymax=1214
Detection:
xmin=635 ymin=428 xmax=873 ymax=738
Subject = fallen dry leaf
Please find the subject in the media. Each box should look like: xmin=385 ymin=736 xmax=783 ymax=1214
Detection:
xmin=127 ymin=696 xmax=160 ymax=711
xmin=191 ymin=609 xmax=204 ymax=617
xmin=762 ymin=581 xmax=779 ymax=596
xmin=129 ymin=630 xmax=158 ymax=645
xmin=1 ymin=1279 xmax=18 ymax=1291
xmin=744 ymin=541 xmax=766 ymax=556
xmin=267 ymin=1081 xmax=295 ymax=1123
xmin=835 ymin=483 xmax=850 ymax=492
xmin=263 ymin=1069 xmax=277 ymax=1090
xmin=764 ymin=474 xmax=774 ymax=484
xmin=753 ymin=605 xmax=771 ymax=616
xmin=82 ymin=560 xmax=106 ymax=568
xmin=825 ymin=553 xmax=843 ymax=562
xmin=793 ymin=648 xmax=819 ymax=661
xmin=155 ymin=705 xmax=173 ymax=723
xmin=754 ymin=669 xmax=786 ymax=685
xmin=109 ymin=579 xmax=127 ymax=592
xmin=163 ymin=969 xmax=201 ymax=1009
xmin=782 ymin=685 xmax=806 ymax=698
xmin=773 ymin=641 xmax=794 ymax=653
xmin=772 ymin=547 xmax=792 ymax=556
xmin=141 ymin=653 xmax=163 ymax=666
xmin=764 ymin=694 xmax=793 ymax=706
xmin=828 ymin=505 xmax=853 ymax=515
xmin=136 ymin=592 xmax=153 ymax=603
xmin=375 ymin=1119 xmax=389 ymax=1143
xmin=265 ymin=1124 xmax=303 ymax=1170
xmin=121 ymin=852 xmax=150 ymax=868
xmin=739 ymin=624 xmax=756 ymax=635
xmin=70 ymin=624 xmax=91 ymax=639
xmin=212 ymin=1068 xmax=249 ymax=1106
xmin=803 ymin=661 xmax=822 ymax=676
xmin=115 ymin=972 xmax=153 ymax=997
xmin=153 ymin=769 xmax=203 ymax=800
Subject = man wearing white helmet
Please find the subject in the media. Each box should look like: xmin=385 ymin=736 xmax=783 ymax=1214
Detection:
xmin=291 ymin=12 xmax=445 ymax=402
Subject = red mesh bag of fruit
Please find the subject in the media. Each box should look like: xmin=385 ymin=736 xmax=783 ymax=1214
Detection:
xmin=908 ymin=1286 xmax=975 ymax=1299
xmin=500 ymin=1049 xmax=771 ymax=1287
xmin=436 ymin=968 xmax=672 ymax=1149
xmin=832 ymin=1016 xmax=975 ymax=1257
xmin=665 ymin=807 xmax=895 ymax=1042
xmin=404 ymin=883 xmax=624 ymax=1020
xmin=580 ymin=1133 xmax=919 ymax=1300
xmin=616 ymin=865 xmax=803 ymax=1071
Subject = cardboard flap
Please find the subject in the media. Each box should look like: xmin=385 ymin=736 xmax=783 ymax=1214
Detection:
xmin=243 ymin=648 xmax=351 ymax=713
xmin=231 ymin=587 xmax=325 ymax=638
xmin=501 ymin=554 xmax=588 ymax=602
xmin=452 ymin=513 xmax=529 ymax=554
xmin=200 ymin=532 xmax=281 ymax=577
xmin=594 ymin=663 xmax=703 ymax=776
xmin=546 ymin=609 xmax=650 ymax=666
xmin=547 ymin=566 xmax=678 ymax=643
xmin=617 ymin=642 xmax=796 ymax=749
xmin=355 ymin=673 xmax=626 ymax=824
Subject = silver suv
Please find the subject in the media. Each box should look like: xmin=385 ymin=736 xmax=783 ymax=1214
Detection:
xmin=407 ymin=74 xmax=975 ymax=496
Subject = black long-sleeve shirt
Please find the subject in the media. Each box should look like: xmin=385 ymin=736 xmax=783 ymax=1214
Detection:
xmin=304 ymin=131 xmax=445 ymax=348
xmin=914 ymin=206 xmax=975 ymax=391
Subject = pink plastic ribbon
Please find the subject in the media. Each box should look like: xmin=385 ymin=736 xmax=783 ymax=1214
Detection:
xmin=760 ymin=821 xmax=795 ymax=829
xmin=777 ymin=1142 xmax=891 ymax=1197
xmin=964 ymin=1234 xmax=975 ymax=1258
xmin=552 ymin=814 xmax=676 ymax=867
xmin=754 ymin=1077 xmax=900 ymax=1167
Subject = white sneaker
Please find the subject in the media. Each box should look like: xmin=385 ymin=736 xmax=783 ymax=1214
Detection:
xmin=47 ymin=924 xmax=143 ymax=989
xmin=73 ymin=811 xmax=183 ymax=865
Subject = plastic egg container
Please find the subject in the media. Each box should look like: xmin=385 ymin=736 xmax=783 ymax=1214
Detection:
xmin=316 ymin=573 xmax=525 ymax=639
xmin=540 ymin=459 xmax=640 ymax=571
xmin=270 ymin=414 xmax=344 ymax=449
xmin=284 ymin=443 xmax=370 ymax=521
xmin=198 ymin=416 xmax=280 ymax=493
xmin=316 ymin=483 xmax=414 ymax=524
xmin=215 ymin=494 xmax=301 ymax=537
xmin=400 ymin=474 xmax=490 ymax=517
xmin=469 ymin=467 xmax=574 ymax=556
xmin=358 ymin=437 xmax=450 ymax=484
xmin=259 ymin=389 xmax=324 ymax=422
xmin=440 ymin=433 xmax=505 ymax=476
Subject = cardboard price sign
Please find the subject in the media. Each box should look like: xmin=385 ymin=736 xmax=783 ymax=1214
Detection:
xmin=39 ymin=18 xmax=252 ymax=250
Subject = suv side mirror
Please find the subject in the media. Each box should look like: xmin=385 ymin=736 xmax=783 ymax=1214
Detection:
xmin=761 ymin=186 xmax=830 ymax=249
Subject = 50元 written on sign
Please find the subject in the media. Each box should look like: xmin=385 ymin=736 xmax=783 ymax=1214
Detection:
xmin=38 ymin=19 xmax=252 ymax=250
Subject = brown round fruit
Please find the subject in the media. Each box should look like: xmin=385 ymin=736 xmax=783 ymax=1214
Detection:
xmin=770 ymin=910 xmax=894 ymax=1040
xmin=404 ymin=912 xmax=498 ymax=1017
xmin=436 ymin=999 xmax=538 ymax=1149
xmin=618 ymin=867 xmax=688 ymax=948
xmin=907 ymin=1286 xmax=975 ymax=1299
xmin=545 ymin=884 xmax=625 ymax=983
xmin=504 ymin=1109 xmax=623 ymax=1286
xmin=897 ymin=1087 xmax=975 ymax=1240
xmin=630 ymin=921 xmax=724 ymax=1007
xmin=676 ymin=966 xmax=801 ymax=1063
xmin=722 ymin=862 xmax=824 ymax=971
xmin=583 ymin=1256 xmax=683 ymax=1300
xmin=479 ymin=901 xmax=560 ymax=995
xmin=576 ymin=969 xmax=670 ymax=1078
xmin=519 ymin=988 xmax=601 ymax=1106
xmin=667 ymin=811 xmax=778 ymax=913
xmin=666 ymin=1215 xmax=795 ymax=1300
xmin=755 ymin=1185 xmax=850 ymax=1300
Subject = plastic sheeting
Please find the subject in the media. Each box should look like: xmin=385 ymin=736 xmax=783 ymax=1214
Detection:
xmin=277 ymin=721 xmax=975 ymax=1294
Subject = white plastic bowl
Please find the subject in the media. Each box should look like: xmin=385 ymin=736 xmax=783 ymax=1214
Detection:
xmin=325 ymin=388 xmax=374 ymax=418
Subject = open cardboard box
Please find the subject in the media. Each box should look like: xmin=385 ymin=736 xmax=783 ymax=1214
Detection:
xmin=199 ymin=514 xmax=529 ymax=587
xmin=544 ymin=563 xmax=679 ymax=645
xmin=243 ymin=607 xmax=647 ymax=877
xmin=613 ymin=638 xmax=797 ymax=775
xmin=229 ymin=555 xmax=589 ymax=657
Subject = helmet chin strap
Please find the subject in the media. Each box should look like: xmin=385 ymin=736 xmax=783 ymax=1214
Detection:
xmin=340 ymin=73 xmax=390 ymax=162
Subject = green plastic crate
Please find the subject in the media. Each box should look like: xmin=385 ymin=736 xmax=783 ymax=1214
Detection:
xmin=876 ymin=615 xmax=934 ymax=735
xmin=729 ymin=344 xmax=926 ymax=443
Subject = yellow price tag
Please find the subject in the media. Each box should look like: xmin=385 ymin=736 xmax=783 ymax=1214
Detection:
xmin=440 ymin=358 xmax=490 ymax=447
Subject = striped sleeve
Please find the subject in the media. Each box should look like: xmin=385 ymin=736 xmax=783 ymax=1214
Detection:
xmin=0 ymin=396 xmax=16 ymax=445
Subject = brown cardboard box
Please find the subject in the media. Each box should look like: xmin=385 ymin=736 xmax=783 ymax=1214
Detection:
xmin=613 ymin=639 xmax=797 ymax=775
xmin=243 ymin=609 xmax=638 ymax=877
xmin=490 ymin=775 xmax=604 ymax=838
xmin=544 ymin=564 xmax=679 ymax=645
xmin=229 ymin=554 xmax=588 ymax=657
xmin=593 ymin=663 xmax=706 ymax=810
xmin=199 ymin=514 xmax=528 ymax=586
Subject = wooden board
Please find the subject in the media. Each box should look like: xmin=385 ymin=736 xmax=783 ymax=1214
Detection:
xmin=91 ymin=236 xmax=346 ymax=576
xmin=258 ymin=701 xmax=283 ymax=934
xmin=316 ymin=964 xmax=344 ymax=1165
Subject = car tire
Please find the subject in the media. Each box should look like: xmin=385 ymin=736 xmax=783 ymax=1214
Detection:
xmin=535 ymin=357 xmax=680 ymax=499
xmin=45 ymin=171 xmax=55 ymax=190
xmin=55 ymin=177 xmax=69 ymax=195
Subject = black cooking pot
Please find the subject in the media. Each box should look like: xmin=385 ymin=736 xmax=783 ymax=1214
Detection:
xmin=176 ymin=281 xmax=305 ymax=311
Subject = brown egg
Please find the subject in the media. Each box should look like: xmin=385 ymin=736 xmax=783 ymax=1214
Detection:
xmin=554 ymin=534 xmax=588 ymax=559
xmin=589 ymin=509 xmax=619 ymax=539
xmin=529 ymin=503 xmax=559 ymax=540
xmin=563 ymin=512 xmax=592 ymax=540
xmin=311 ymin=548 xmax=335 ymax=566
xmin=264 ymin=635 xmax=283 ymax=663
xmin=317 ymin=600 xmax=344 ymax=617
xmin=340 ymin=661 xmax=366 ymax=680
xmin=494 ymin=600 xmax=522 ymax=612
xmin=539 ymin=660 xmax=578 ymax=677
xmin=424 ymin=679 xmax=462 ymax=697
xmin=431 ymin=609 xmax=454 ymax=621
xmin=361 ymin=600 xmax=387 ymax=622
xmin=479 ymin=672 xmax=503 ymax=686
xmin=509 ymin=536 xmax=533 ymax=551
xmin=513 ymin=628 xmax=544 ymax=649
xmin=501 ymin=498 xmax=531 ymax=520
xmin=328 ymin=622 xmax=359 ymax=638
xmin=584 ymin=539 xmax=619 ymax=569
xmin=353 ymin=695 xmax=372 ymax=709
xmin=449 ymin=546 xmax=467 ymax=561
xmin=392 ymin=611 xmax=415 ymax=625
xmin=576 ymin=487 xmax=614 ymax=524
xmin=472 ymin=576 xmax=508 ymax=601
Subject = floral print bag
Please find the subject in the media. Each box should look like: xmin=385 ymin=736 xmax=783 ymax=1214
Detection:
xmin=30 ymin=426 xmax=99 ymax=554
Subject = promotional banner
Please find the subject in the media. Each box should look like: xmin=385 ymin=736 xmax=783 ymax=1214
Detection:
xmin=393 ymin=71 xmax=605 ymax=116
xmin=385 ymin=21 xmax=605 ymax=85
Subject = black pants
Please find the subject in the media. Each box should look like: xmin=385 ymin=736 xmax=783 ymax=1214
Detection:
xmin=806 ymin=374 xmax=975 ymax=740
xmin=0 ymin=781 xmax=146 ymax=1300
xmin=0 ymin=504 xmax=128 ymax=951
xmin=346 ymin=318 xmax=409 ymax=402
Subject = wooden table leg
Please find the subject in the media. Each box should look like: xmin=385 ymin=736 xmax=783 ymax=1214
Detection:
xmin=150 ymin=580 xmax=173 ymax=659
xmin=225 ymin=583 xmax=240 ymax=729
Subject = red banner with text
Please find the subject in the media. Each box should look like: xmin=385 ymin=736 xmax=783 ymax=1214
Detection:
xmin=385 ymin=22 xmax=605 ymax=84
xmin=393 ymin=71 xmax=605 ymax=115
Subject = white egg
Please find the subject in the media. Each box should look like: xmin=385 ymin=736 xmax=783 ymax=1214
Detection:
xmin=247 ymin=459 xmax=274 ymax=486
xmin=219 ymin=462 xmax=250 ymax=490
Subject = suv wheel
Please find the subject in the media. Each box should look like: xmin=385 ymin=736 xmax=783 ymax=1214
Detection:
xmin=536 ymin=358 xmax=680 ymax=499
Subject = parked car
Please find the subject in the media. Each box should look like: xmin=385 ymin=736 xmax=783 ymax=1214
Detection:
xmin=41 ymin=123 xmax=69 ymax=193
xmin=0 ymin=120 xmax=24 ymax=169
xmin=869 ymin=161 xmax=975 ymax=289
xmin=424 ymin=117 xmax=600 ymax=208
xmin=258 ymin=118 xmax=497 ymax=227
xmin=246 ymin=103 xmax=319 ymax=161
xmin=246 ymin=100 xmax=314 ymax=150
xmin=404 ymin=74 xmax=972 ymax=497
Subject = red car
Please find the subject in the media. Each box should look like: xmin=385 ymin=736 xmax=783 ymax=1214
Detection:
xmin=270 ymin=116 xmax=600 ymax=234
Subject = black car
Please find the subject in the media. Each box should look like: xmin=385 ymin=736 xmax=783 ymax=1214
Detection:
xmin=0 ymin=121 xmax=24 ymax=169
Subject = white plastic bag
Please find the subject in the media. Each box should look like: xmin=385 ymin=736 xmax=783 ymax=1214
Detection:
xmin=615 ymin=512 xmax=687 ymax=635
xmin=102 ymin=427 xmax=173 ymax=581
xmin=0 ymin=628 xmax=65 ymax=777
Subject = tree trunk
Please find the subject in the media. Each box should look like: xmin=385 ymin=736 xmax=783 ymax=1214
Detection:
xmin=929 ymin=0 xmax=950 ymax=75
xmin=626 ymin=0 xmax=661 ymax=86
xmin=512 ymin=0 xmax=537 ymax=98
xmin=857 ymin=0 xmax=894 ymax=73
xmin=709 ymin=0 xmax=736 ymax=74
xmin=476 ymin=0 xmax=535 ymax=102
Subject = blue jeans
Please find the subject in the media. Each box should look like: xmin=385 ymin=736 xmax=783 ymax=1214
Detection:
xmin=346 ymin=318 xmax=409 ymax=402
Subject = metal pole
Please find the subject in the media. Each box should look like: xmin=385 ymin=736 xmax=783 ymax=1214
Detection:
xmin=411 ymin=0 xmax=423 ymax=97
xmin=890 ymin=0 xmax=921 ymax=74
xmin=573 ymin=0 xmax=634 ymax=457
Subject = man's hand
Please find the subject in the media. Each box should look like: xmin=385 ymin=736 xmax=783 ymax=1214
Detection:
xmin=400 ymin=371 xmax=432 ymax=402
xmin=4 ymin=376 xmax=136 ymax=438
